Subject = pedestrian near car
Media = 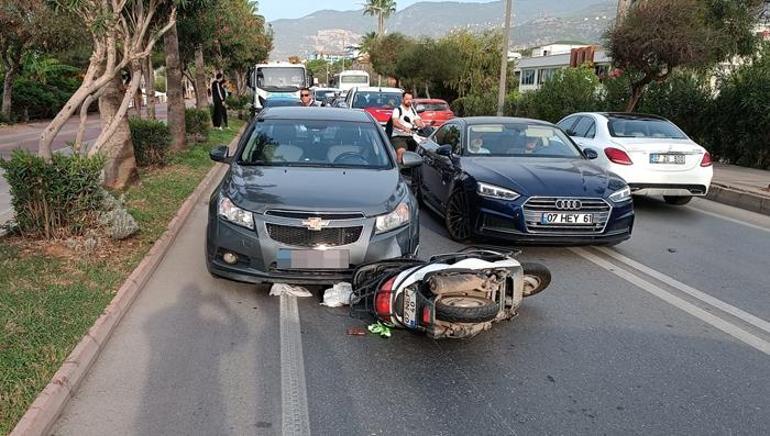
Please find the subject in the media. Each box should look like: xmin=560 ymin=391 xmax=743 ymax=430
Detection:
xmin=211 ymin=73 xmax=226 ymax=130
xmin=389 ymin=91 xmax=425 ymax=163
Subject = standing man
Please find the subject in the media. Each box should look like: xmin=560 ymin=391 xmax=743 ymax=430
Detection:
xmin=211 ymin=73 xmax=226 ymax=130
xmin=390 ymin=91 xmax=425 ymax=163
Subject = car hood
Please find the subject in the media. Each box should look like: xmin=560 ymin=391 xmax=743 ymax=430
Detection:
xmin=463 ymin=157 xmax=625 ymax=198
xmin=222 ymin=165 xmax=407 ymax=216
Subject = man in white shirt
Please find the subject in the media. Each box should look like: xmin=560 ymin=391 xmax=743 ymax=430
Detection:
xmin=390 ymin=91 xmax=425 ymax=163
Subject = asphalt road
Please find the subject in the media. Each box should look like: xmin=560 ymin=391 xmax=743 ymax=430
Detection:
xmin=52 ymin=183 xmax=770 ymax=435
xmin=0 ymin=104 xmax=169 ymax=225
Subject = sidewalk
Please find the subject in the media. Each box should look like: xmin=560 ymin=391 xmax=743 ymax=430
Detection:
xmin=709 ymin=163 xmax=770 ymax=216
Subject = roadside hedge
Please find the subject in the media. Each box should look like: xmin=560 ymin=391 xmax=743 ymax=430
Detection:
xmin=0 ymin=150 xmax=104 ymax=238
xmin=185 ymin=108 xmax=211 ymax=142
xmin=128 ymin=117 xmax=171 ymax=167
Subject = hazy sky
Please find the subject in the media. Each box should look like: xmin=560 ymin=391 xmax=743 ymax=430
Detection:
xmin=262 ymin=0 xmax=495 ymax=22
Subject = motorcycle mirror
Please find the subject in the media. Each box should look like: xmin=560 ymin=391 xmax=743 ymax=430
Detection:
xmin=401 ymin=151 xmax=423 ymax=168
xmin=436 ymin=145 xmax=452 ymax=157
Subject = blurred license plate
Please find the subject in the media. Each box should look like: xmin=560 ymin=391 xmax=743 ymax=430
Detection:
xmin=403 ymin=288 xmax=418 ymax=328
xmin=276 ymin=249 xmax=349 ymax=269
xmin=541 ymin=213 xmax=594 ymax=224
xmin=650 ymin=153 xmax=685 ymax=164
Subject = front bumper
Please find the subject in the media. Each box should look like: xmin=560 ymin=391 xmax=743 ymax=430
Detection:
xmin=471 ymin=195 xmax=635 ymax=246
xmin=206 ymin=202 xmax=419 ymax=285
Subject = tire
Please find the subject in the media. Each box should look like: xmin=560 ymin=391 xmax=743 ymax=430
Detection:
xmin=520 ymin=262 xmax=551 ymax=297
xmin=663 ymin=195 xmax=692 ymax=205
xmin=445 ymin=189 xmax=473 ymax=243
xmin=435 ymin=295 xmax=498 ymax=323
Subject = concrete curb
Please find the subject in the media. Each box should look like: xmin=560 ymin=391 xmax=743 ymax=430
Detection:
xmin=10 ymin=127 xmax=244 ymax=436
xmin=707 ymin=183 xmax=770 ymax=216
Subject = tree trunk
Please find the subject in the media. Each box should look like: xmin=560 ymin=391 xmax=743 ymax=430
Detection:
xmin=2 ymin=64 xmax=18 ymax=120
xmin=144 ymin=56 xmax=156 ymax=119
xmin=194 ymin=45 xmax=208 ymax=109
xmin=425 ymin=82 xmax=431 ymax=99
xmin=97 ymin=76 xmax=139 ymax=189
xmin=165 ymin=22 xmax=186 ymax=151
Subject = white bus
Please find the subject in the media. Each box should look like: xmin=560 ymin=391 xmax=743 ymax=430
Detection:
xmin=247 ymin=63 xmax=312 ymax=110
xmin=332 ymin=70 xmax=370 ymax=92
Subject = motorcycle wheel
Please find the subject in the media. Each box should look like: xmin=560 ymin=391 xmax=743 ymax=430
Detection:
xmin=435 ymin=296 xmax=498 ymax=323
xmin=520 ymin=262 xmax=552 ymax=297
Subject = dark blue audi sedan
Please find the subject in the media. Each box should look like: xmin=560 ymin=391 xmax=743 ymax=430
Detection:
xmin=413 ymin=117 xmax=634 ymax=245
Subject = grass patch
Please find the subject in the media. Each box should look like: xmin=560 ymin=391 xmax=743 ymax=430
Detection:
xmin=0 ymin=120 xmax=244 ymax=434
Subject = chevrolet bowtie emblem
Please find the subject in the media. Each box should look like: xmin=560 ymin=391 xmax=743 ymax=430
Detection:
xmin=301 ymin=217 xmax=330 ymax=231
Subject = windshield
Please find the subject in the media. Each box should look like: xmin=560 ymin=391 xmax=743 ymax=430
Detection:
xmin=351 ymin=92 xmax=402 ymax=109
xmin=314 ymin=90 xmax=337 ymax=100
xmin=466 ymin=123 xmax=582 ymax=158
xmin=264 ymin=99 xmax=302 ymax=108
xmin=239 ymin=120 xmax=393 ymax=169
xmin=608 ymin=118 xmax=688 ymax=139
xmin=340 ymin=75 xmax=369 ymax=84
xmin=256 ymin=67 xmax=306 ymax=90
xmin=416 ymin=102 xmax=449 ymax=112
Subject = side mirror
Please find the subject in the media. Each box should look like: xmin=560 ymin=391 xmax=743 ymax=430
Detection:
xmin=401 ymin=151 xmax=423 ymax=168
xmin=210 ymin=145 xmax=231 ymax=163
xmin=436 ymin=144 xmax=453 ymax=157
xmin=583 ymin=147 xmax=599 ymax=160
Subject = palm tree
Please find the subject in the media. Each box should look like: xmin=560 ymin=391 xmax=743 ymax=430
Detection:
xmin=362 ymin=0 xmax=397 ymax=37
xmin=359 ymin=31 xmax=377 ymax=56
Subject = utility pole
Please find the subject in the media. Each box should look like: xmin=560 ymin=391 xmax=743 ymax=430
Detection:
xmin=496 ymin=0 xmax=513 ymax=116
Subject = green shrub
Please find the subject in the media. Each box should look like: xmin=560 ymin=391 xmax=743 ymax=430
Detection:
xmin=450 ymin=93 xmax=497 ymax=117
xmin=10 ymin=77 xmax=79 ymax=121
xmin=522 ymin=66 xmax=603 ymax=123
xmin=0 ymin=150 xmax=104 ymax=238
xmin=707 ymin=44 xmax=770 ymax=168
xmin=225 ymin=93 xmax=251 ymax=110
xmin=185 ymin=108 xmax=211 ymax=142
xmin=128 ymin=117 xmax=171 ymax=166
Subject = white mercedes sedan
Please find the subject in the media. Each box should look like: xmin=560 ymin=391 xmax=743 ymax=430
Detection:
xmin=557 ymin=113 xmax=713 ymax=205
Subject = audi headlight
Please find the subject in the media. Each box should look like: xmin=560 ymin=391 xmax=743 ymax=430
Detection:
xmin=609 ymin=186 xmax=631 ymax=203
xmin=375 ymin=201 xmax=410 ymax=234
xmin=218 ymin=195 xmax=254 ymax=229
xmin=477 ymin=182 xmax=520 ymax=201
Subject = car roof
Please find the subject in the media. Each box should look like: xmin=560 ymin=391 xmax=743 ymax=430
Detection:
xmin=351 ymin=86 xmax=403 ymax=93
xmin=457 ymin=116 xmax=556 ymax=126
xmin=594 ymin=112 xmax=668 ymax=121
xmin=258 ymin=107 xmax=373 ymax=122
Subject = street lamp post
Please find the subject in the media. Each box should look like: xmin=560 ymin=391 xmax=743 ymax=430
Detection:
xmin=497 ymin=0 xmax=513 ymax=116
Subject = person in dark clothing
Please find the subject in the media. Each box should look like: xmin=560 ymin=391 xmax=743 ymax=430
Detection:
xmin=220 ymin=78 xmax=230 ymax=128
xmin=211 ymin=73 xmax=226 ymax=129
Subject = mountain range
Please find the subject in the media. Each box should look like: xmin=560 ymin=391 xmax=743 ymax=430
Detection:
xmin=268 ymin=0 xmax=617 ymax=61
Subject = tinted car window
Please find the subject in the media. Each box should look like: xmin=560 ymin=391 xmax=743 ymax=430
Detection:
xmin=351 ymin=92 xmax=402 ymax=109
xmin=572 ymin=117 xmax=595 ymax=138
xmin=608 ymin=118 xmax=687 ymax=139
xmin=445 ymin=125 xmax=462 ymax=155
xmin=557 ymin=116 xmax=578 ymax=134
xmin=433 ymin=124 xmax=450 ymax=145
xmin=415 ymin=102 xmax=450 ymax=112
xmin=239 ymin=120 xmax=393 ymax=169
xmin=466 ymin=123 xmax=582 ymax=157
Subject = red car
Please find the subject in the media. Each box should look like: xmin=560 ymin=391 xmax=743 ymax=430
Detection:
xmin=413 ymin=99 xmax=454 ymax=126
xmin=346 ymin=87 xmax=403 ymax=125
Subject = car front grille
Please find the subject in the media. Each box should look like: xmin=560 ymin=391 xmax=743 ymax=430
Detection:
xmin=523 ymin=197 xmax=611 ymax=235
xmin=266 ymin=224 xmax=363 ymax=248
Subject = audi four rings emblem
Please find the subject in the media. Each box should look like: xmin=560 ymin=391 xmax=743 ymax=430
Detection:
xmin=555 ymin=199 xmax=582 ymax=210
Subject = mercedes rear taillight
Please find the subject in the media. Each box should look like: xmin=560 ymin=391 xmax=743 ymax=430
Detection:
xmin=605 ymin=147 xmax=633 ymax=165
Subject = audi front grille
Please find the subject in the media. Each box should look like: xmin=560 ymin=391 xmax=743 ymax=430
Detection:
xmin=522 ymin=197 xmax=611 ymax=235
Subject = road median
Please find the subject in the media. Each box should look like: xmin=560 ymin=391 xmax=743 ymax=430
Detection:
xmin=707 ymin=182 xmax=770 ymax=216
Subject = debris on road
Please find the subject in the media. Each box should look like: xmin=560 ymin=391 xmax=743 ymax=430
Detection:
xmin=368 ymin=322 xmax=392 ymax=338
xmin=321 ymin=282 xmax=353 ymax=307
xmin=269 ymin=283 xmax=312 ymax=297
xmin=346 ymin=327 xmax=367 ymax=336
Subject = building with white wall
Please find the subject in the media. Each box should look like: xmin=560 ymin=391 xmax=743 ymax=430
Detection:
xmin=514 ymin=44 xmax=612 ymax=92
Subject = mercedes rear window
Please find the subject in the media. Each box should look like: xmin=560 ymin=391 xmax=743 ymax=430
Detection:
xmin=608 ymin=118 xmax=687 ymax=139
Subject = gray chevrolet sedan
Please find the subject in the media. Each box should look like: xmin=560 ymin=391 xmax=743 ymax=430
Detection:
xmin=206 ymin=107 xmax=422 ymax=284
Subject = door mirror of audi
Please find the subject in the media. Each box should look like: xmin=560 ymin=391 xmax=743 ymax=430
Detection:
xmin=401 ymin=151 xmax=423 ymax=168
xmin=582 ymin=147 xmax=599 ymax=160
xmin=209 ymin=145 xmax=232 ymax=163
xmin=436 ymin=144 xmax=453 ymax=157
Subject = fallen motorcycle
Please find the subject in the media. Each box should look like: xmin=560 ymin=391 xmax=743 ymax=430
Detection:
xmin=350 ymin=248 xmax=551 ymax=339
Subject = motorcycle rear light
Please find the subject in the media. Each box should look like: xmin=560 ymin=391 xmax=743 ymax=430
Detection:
xmin=421 ymin=306 xmax=432 ymax=325
xmin=605 ymin=147 xmax=633 ymax=165
xmin=374 ymin=277 xmax=396 ymax=321
xmin=700 ymin=152 xmax=713 ymax=167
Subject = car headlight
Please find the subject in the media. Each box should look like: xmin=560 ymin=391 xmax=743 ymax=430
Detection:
xmin=218 ymin=195 xmax=255 ymax=229
xmin=477 ymin=182 xmax=521 ymax=201
xmin=375 ymin=201 xmax=410 ymax=234
xmin=609 ymin=186 xmax=631 ymax=203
